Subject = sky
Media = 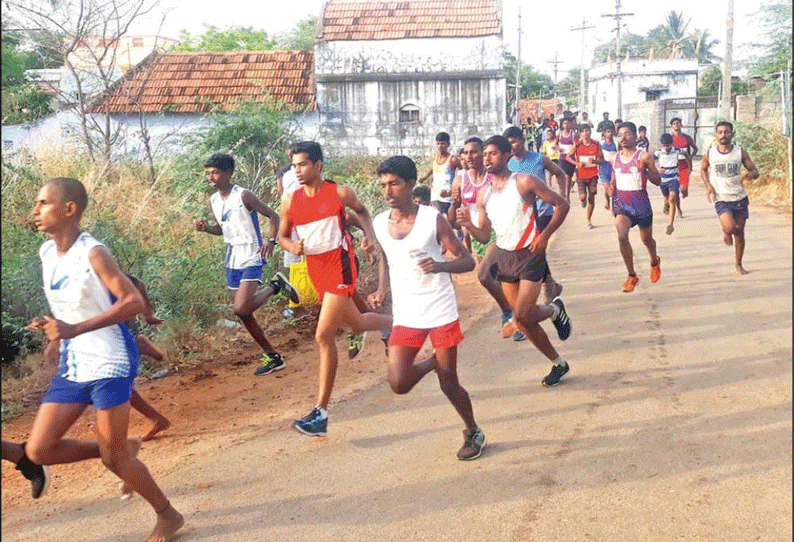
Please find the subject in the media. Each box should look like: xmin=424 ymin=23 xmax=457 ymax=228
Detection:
xmin=144 ymin=0 xmax=762 ymax=78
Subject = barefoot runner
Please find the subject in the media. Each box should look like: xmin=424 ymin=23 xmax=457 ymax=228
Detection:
xmin=700 ymin=121 xmax=760 ymax=275
xmin=652 ymin=133 xmax=686 ymax=236
xmin=25 ymin=177 xmax=184 ymax=542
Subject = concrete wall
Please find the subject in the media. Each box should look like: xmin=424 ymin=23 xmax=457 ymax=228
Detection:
xmin=315 ymin=35 xmax=506 ymax=155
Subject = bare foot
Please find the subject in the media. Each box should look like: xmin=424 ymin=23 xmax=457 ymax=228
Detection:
xmin=736 ymin=265 xmax=749 ymax=275
xmin=146 ymin=503 xmax=184 ymax=542
xmin=121 ymin=438 xmax=143 ymax=498
xmin=666 ymin=224 xmax=674 ymax=235
xmin=604 ymin=203 xmax=610 ymax=210
xmin=142 ymin=417 xmax=171 ymax=442
xmin=723 ymin=233 xmax=733 ymax=246
xmin=677 ymin=211 xmax=683 ymax=218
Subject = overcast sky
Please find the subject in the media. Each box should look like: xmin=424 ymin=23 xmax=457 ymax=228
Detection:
xmin=145 ymin=0 xmax=762 ymax=77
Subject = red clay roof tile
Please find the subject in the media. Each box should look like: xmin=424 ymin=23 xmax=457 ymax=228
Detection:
xmin=91 ymin=50 xmax=315 ymax=114
xmin=321 ymin=0 xmax=500 ymax=41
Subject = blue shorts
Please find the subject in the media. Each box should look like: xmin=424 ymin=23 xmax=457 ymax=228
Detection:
xmin=226 ymin=264 xmax=263 ymax=290
xmin=43 ymin=376 xmax=134 ymax=410
xmin=660 ymin=180 xmax=679 ymax=197
xmin=715 ymin=196 xmax=749 ymax=221
xmin=615 ymin=210 xmax=653 ymax=229
xmin=598 ymin=176 xmax=611 ymax=184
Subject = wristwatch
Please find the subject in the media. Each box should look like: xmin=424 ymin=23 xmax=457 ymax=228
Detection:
xmin=267 ymin=237 xmax=276 ymax=244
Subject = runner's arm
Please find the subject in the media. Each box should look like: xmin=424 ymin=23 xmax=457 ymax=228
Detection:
xmin=30 ymin=247 xmax=145 ymax=341
xmin=543 ymin=155 xmax=567 ymax=195
xmin=686 ymin=135 xmax=698 ymax=170
xmin=458 ymin=189 xmax=491 ymax=244
xmin=194 ymin=205 xmax=222 ymax=235
xmin=278 ymin=192 xmax=303 ymax=255
xmin=641 ymin=152 xmax=662 ymax=186
xmin=241 ymin=189 xmax=279 ymax=258
xmin=417 ymin=214 xmax=475 ymax=275
xmin=447 ymin=173 xmax=463 ymax=225
xmin=740 ymin=148 xmax=760 ymax=181
xmin=368 ymin=247 xmax=390 ymax=310
xmin=517 ymin=174 xmax=569 ymax=254
xmin=337 ymin=185 xmax=377 ymax=255
xmin=700 ymin=150 xmax=716 ymax=202
xmin=418 ymin=168 xmax=433 ymax=183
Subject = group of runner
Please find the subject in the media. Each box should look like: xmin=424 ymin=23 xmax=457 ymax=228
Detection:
xmin=4 ymin=112 xmax=758 ymax=541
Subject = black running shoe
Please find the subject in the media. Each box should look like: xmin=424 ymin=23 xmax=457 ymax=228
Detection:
xmin=542 ymin=362 xmax=570 ymax=387
xmin=271 ymin=272 xmax=300 ymax=304
xmin=292 ymin=407 xmax=327 ymax=436
xmin=457 ymin=427 xmax=486 ymax=460
xmin=255 ymin=352 xmax=285 ymax=375
xmin=550 ymin=297 xmax=571 ymax=340
xmin=16 ymin=446 xmax=50 ymax=499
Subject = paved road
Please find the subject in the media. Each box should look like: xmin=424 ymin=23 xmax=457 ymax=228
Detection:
xmin=4 ymin=183 xmax=791 ymax=542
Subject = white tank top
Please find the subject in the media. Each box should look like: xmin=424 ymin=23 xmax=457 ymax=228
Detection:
xmin=211 ymin=185 xmax=263 ymax=247
xmin=708 ymin=145 xmax=746 ymax=202
xmin=484 ymin=173 xmax=538 ymax=251
xmin=374 ymin=205 xmax=459 ymax=328
xmin=40 ymin=232 xmax=138 ymax=382
xmin=431 ymin=155 xmax=455 ymax=203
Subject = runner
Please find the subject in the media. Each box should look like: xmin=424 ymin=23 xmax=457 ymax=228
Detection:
xmin=503 ymin=125 xmax=566 ymax=306
xmin=580 ymin=112 xmax=594 ymax=130
xmin=2 ymin=439 xmax=50 ymax=499
xmin=279 ymin=141 xmax=393 ymax=436
xmin=596 ymin=112 xmax=615 ymax=136
xmin=700 ymin=121 xmax=760 ymax=275
xmin=610 ymin=122 xmax=663 ymax=293
xmin=447 ymin=137 xmax=515 ymax=340
xmin=568 ymin=124 xmax=604 ymax=229
xmin=457 ymin=135 xmax=573 ymax=387
xmin=599 ymin=127 xmax=618 ymax=210
xmin=195 ymin=153 xmax=299 ymax=376
xmin=369 ymin=155 xmax=485 ymax=460
xmin=547 ymin=113 xmax=559 ymax=134
xmin=412 ymin=184 xmax=431 ymax=205
xmin=418 ymin=132 xmax=462 ymax=216
xmin=25 ymin=177 xmax=184 ymax=542
xmin=652 ymin=133 xmax=687 ymax=235
xmin=637 ymin=125 xmax=650 ymax=152
xmin=557 ymin=118 xmax=578 ymax=202
xmin=670 ymin=117 xmax=698 ymax=211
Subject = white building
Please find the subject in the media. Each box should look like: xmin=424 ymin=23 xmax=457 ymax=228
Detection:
xmin=315 ymin=0 xmax=506 ymax=155
xmin=588 ymin=59 xmax=699 ymax=119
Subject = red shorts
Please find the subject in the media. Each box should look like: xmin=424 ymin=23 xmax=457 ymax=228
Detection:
xmin=389 ymin=320 xmax=464 ymax=349
xmin=307 ymin=247 xmax=357 ymax=301
xmin=678 ymin=166 xmax=690 ymax=187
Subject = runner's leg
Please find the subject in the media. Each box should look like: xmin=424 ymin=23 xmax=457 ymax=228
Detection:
xmin=233 ymin=281 xmax=276 ymax=352
xmin=615 ymin=214 xmax=636 ymax=276
xmin=434 ymin=346 xmax=476 ymax=430
xmin=387 ymin=345 xmax=436 ymax=394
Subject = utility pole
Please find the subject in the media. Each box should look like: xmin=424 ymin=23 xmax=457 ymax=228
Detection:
xmin=601 ymin=0 xmax=634 ymax=119
xmin=571 ymin=17 xmax=595 ymax=115
xmin=515 ymin=7 xmax=522 ymax=126
xmin=720 ymin=0 xmax=734 ymax=121
xmin=547 ymin=52 xmax=563 ymax=107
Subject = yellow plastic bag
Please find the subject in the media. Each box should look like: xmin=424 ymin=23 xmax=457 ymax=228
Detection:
xmin=288 ymin=257 xmax=318 ymax=307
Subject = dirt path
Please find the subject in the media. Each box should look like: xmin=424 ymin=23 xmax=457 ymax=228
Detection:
xmin=2 ymin=179 xmax=791 ymax=541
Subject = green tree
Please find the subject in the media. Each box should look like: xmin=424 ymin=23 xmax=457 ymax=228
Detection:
xmin=749 ymin=1 xmax=792 ymax=75
xmin=697 ymin=65 xmax=749 ymax=96
xmin=592 ymin=32 xmax=648 ymax=64
xmin=1 ymin=29 xmax=53 ymax=124
xmin=504 ymin=52 xmax=554 ymax=99
xmin=178 ymin=24 xmax=276 ymax=52
xmin=277 ymin=15 xmax=319 ymax=51
xmin=647 ymin=11 xmax=692 ymax=59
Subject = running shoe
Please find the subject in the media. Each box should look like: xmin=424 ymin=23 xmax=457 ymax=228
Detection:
xmin=501 ymin=319 xmax=517 ymax=338
xmin=542 ymin=361 xmax=570 ymax=387
xmin=457 ymin=427 xmax=486 ymax=460
xmin=549 ymin=297 xmax=571 ymax=340
xmin=292 ymin=407 xmax=327 ymax=437
xmin=271 ymin=272 xmax=300 ymax=304
xmin=622 ymin=275 xmax=639 ymax=293
xmin=580 ymin=200 xmax=586 ymax=208
xmin=586 ymin=220 xmax=594 ymax=229
xmin=512 ymin=329 xmax=526 ymax=341
xmin=348 ymin=331 xmax=367 ymax=360
xmin=255 ymin=352 xmax=285 ymax=375
xmin=650 ymin=257 xmax=661 ymax=283
xmin=15 ymin=447 xmax=50 ymax=499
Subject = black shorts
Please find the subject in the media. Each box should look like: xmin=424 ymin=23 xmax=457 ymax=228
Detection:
xmin=432 ymin=201 xmax=451 ymax=214
xmin=560 ymin=160 xmax=576 ymax=177
xmin=490 ymin=246 xmax=549 ymax=283
xmin=715 ymin=196 xmax=749 ymax=221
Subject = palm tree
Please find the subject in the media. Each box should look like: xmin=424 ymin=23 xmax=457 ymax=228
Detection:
xmin=647 ymin=10 xmax=693 ymax=59
xmin=690 ymin=28 xmax=721 ymax=64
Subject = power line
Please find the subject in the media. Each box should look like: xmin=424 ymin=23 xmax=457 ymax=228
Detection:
xmin=601 ymin=0 xmax=634 ymax=119
xmin=571 ymin=17 xmax=595 ymax=114
xmin=546 ymin=52 xmax=564 ymax=104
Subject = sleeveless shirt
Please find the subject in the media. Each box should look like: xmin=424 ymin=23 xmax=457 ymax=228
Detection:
xmin=707 ymin=145 xmax=746 ymax=202
xmin=485 ymin=173 xmax=539 ymax=251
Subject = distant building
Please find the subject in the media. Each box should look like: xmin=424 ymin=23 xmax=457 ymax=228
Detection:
xmin=588 ymin=59 xmax=699 ymax=118
xmin=67 ymin=35 xmax=179 ymax=72
xmin=315 ymin=0 xmax=506 ymax=155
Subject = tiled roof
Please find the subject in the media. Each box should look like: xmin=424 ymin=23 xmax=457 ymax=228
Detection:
xmin=91 ymin=50 xmax=315 ymax=114
xmin=321 ymin=0 xmax=501 ymax=41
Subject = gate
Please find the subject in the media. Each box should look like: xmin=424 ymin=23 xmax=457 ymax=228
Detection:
xmin=662 ymin=96 xmax=734 ymax=157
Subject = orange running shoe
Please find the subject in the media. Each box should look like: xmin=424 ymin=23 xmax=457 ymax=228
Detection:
xmin=650 ymin=257 xmax=661 ymax=283
xmin=622 ymin=275 xmax=639 ymax=293
xmin=501 ymin=319 xmax=516 ymax=338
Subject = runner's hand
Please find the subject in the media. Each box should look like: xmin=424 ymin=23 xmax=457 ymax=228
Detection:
xmin=24 ymin=317 xmax=48 ymax=331
xmin=455 ymin=207 xmax=472 ymax=227
xmin=291 ymin=238 xmax=305 ymax=256
xmin=529 ymin=234 xmax=548 ymax=254
xmin=360 ymin=236 xmax=377 ymax=257
xmin=451 ymin=185 xmax=461 ymax=203
xmin=417 ymin=257 xmax=438 ymax=274
xmin=368 ymin=290 xmax=386 ymax=309
xmin=440 ymin=189 xmax=452 ymax=198
xmin=705 ymin=187 xmax=715 ymax=203
xmin=194 ymin=219 xmax=207 ymax=232
xmin=145 ymin=315 xmax=164 ymax=325
xmin=260 ymin=241 xmax=275 ymax=260
xmin=41 ymin=316 xmax=77 ymax=341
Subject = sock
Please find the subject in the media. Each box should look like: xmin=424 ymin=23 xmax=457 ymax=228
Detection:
xmin=315 ymin=406 xmax=328 ymax=419
xmin=550 ymin=302 xmax=561 ymax=320
xmin=551 ymin=356 xmax=568 ymax=368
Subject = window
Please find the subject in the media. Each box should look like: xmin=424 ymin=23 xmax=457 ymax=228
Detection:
xmin=399 ymin=103 xmax=420 ymax=123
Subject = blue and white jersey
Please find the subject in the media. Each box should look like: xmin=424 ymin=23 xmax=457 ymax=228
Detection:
xmin=210 ymin=184 xmax=264 ymax=269
xmin=653 ymin=147 xmax=687 ymax=184
xmin=599 ymin=141 xmax=617 ymax=181
xmin=508 ymin=151 xmax=553 ymax=217
xmin=40 ymin=232 xmax=138 ymax=382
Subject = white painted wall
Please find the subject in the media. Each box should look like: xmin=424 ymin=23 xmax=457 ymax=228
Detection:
xmin=588 ymin=59 xmax=699 ymax=119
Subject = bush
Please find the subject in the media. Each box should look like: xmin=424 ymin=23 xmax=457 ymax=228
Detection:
xmin=734 ymin=121 xmax=791 ymax=208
